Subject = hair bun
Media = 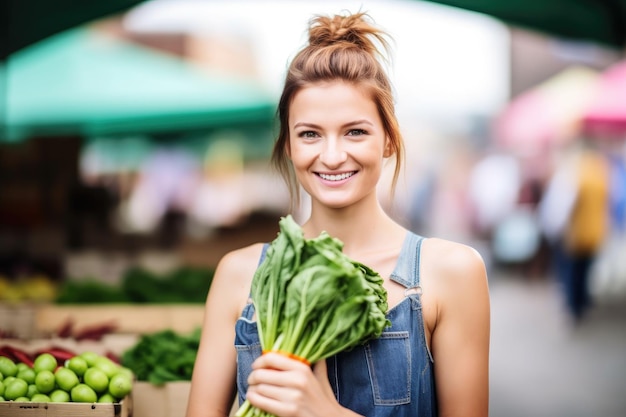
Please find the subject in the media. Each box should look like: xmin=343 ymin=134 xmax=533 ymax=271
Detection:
xmin=308 ymin=12 xmax=382 ymax=55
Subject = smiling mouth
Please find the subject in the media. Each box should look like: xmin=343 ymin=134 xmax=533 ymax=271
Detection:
xmin=317 ymin=171 xmax=357 ymax=181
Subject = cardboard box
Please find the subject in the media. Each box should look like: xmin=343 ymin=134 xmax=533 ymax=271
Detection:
xmin=132 ymin=381 xmax=189 ymax=417
xmin=132 ymin=380 xmax=250 ymax=417
xmin=0 ymin=397 xmax=131 ymax=417
xmin=132 ymin=381 xmax=240 ymax=417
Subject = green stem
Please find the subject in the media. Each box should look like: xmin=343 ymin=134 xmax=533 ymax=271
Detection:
xmin=296 ymin=311 xmax=333 ymax=360
xmin=271 ymin=332 xmax=285 ymax=351
xmin=235 ymin=399 xmax=251 ymax=417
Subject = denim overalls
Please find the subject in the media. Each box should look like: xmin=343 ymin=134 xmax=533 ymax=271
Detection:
xmin=234 ymin=232 xmax=437 ymax=416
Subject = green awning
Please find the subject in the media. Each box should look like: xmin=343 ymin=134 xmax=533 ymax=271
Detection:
xmin=3 ymin=0 xmax=149 ymax=58
xmin=2 ymin=26 xmax=277 ymax=143
xmin=423 ymin=0 xmax=626 ymax=49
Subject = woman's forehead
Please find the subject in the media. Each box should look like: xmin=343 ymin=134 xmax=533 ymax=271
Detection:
xmin=289 ymin=84 xmax=379 ymax=127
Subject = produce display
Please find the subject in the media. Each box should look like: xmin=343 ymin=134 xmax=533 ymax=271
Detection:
xmin=55 ymin=266 xmax=215 ymax=304
xmin=0 ymin=349 xmax=133 ymax=403
xmin=236 ymin=215 xmax=391 ymax=417
xmin=120 ymin=328 xmax=200 ymax=385
xmin=0 ymin=275 xmax=58 ymax=303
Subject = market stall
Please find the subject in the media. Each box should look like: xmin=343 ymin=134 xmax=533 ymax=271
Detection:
xmin=582 ymin=60 xmax=626 ymax=139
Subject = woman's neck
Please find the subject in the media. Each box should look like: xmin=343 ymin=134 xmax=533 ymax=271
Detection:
xmin=301 ymin=200 xmax=405 ymax=257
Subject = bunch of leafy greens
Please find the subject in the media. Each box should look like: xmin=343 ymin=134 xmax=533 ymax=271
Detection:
xmin=236 ymin=215 xmax=390 ymax=417
xmin=121 ymin=328 xmax=201 ymax=385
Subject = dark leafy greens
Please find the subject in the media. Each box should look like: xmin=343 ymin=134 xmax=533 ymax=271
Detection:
xmin=121 ymin=328 xmax=201 ymax=385
xmin=236 ymin=215 xmax=390 ymax=417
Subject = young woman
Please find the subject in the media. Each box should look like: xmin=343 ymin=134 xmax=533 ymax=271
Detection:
xmin=186 ymin=12 xmax=490 ymax=417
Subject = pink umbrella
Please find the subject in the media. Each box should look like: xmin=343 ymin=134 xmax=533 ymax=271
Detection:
xmin=494 ymin=66 xmax=600 ymax=156
xmin=582 ymin=60 xmax=626 ymax=139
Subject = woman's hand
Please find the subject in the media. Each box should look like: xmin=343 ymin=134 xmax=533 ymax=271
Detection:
xmin=246 ymin=353 xmax=348 ymax=417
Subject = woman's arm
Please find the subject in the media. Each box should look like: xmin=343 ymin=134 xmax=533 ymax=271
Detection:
xmin=429 ymin=242 xmax=491 ymax=417
xmin=186 ymin=245 xmax=263 ymax=417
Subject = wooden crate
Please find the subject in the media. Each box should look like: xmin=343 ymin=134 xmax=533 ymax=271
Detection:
xmin=35 ymin=304 xmax=205 ymax=336
xmin=0 ymin=397 xmax=130 ymax=417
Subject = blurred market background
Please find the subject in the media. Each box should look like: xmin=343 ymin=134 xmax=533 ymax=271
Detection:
xmin=1 ymin=0 xmax=626 ymax=416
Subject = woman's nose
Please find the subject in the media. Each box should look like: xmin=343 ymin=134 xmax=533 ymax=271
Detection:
xmin=319 ymin=139 xmax=348 ymax=167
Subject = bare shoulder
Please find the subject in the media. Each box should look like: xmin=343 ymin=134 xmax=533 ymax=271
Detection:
xmin=422 ymin=238 xmax=487 ymax=283
xmin=209 ymin=242 xmax=266 ymax=319
xmin=421 ymin=238 xmax=489 ymax=314
xmin=215 ymin=243 xmax=266 ymax=285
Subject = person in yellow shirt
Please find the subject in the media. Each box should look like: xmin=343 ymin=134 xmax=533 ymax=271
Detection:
xmin=560 ymin=141 xmax=610 ymax=321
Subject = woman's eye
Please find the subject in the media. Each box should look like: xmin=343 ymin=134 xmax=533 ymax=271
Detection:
xmin=347 ymin=129 xmax=367 ymax=136
xmin=298 ymin=131 xmax=318 ymax=138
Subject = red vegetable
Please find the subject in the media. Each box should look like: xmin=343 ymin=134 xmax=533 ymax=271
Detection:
xmin=73 ymin=322 xmax=118 ymax=341
xmin=36 ymin=346 xmax=77 ymax=363
xmin=56 ymin=318 xmax=74 ymax=338
xmin=1 ymin=346 xmax=34 ymax=367
xmin=0 ymin=346 xmax=17 ymax=362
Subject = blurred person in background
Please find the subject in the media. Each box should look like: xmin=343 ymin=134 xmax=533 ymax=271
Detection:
xmin=588 ymin=140 xmax=626 ymax=303
xmin=186 ymin=11 xmax=490 ymax=417
xmin=539 ymin=138 xmax=610 ymax=323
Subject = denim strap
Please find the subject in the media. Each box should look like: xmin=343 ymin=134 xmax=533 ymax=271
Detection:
xmin=390 ymin=232 xmax=425 ymax=289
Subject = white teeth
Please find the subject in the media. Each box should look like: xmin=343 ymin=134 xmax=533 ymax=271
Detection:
xmin=318 ymin=172 xmax=355 ymax=181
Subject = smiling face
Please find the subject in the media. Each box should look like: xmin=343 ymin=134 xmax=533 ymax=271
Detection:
xmin=287 ymin=81 xmax=391 ymax=210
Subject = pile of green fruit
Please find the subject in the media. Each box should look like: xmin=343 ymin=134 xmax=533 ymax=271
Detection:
xmin=0 ymin=351 xmax=133 ymax=403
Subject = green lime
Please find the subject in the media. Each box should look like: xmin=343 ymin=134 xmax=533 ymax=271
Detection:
xmin=31 ymin=393 xmax=51 ymax=402
xmin=79 ymin=351 xmax=100 ymax=367
xmin=0 ymin=396 xmax=4 ymax=401
xmin=109 ymin=373 xmax=133 ymax=399
xmin=49 ymin=389 xmax=70 ymax=402
xmin=108 ymin=373 xmax=132 ymax=399
xmin=117 ymin=367 xmax=134 ymax=380
xmin=0 ymin=381 xmax=4 ymax=397
xmin=94 ymin=357 xmax=120 ymax=379
xmin=3 ymin=376 xmax=16 ymax=386
xmin=17 ymin=368 xmax=36 ymax=384
xmin=34 ymin=370 xmax=55 ymax=394
xmin=55 ymin=367 xmax=79 ymax=391
xmin=16 ymin=363 xmax=30 ymax=373
xmin=83 ymin=367 xmax=108 ymax=394
xmin=26 ymin=384 xmax=38 ymax=398
xmin=4 ymin=378 xmax=28 ymax=400
xmin=33 ymin=353 xmax=57 ymax=373
xmin=98 ymin=393 xmax=116 ymax=403
xmin=0 ymin=357 xmax=17 ymax=377
xmin=14 ymin=396 xmax=30 ymax=402
xmin=66 ymin=356 xmax=88 ymax=378
xmin=0 ymin=372 xmax=3 ymax=381
xmin=71 ymin=383 xmax=97 ymax=403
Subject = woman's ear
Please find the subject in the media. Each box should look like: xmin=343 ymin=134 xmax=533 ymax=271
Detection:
xmin=383 ymin=138 xmax=394 ymax=158
xmin=285 ymin=139 xmax=292 ymax=159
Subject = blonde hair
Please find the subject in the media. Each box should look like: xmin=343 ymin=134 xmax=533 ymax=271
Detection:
xmin=271 ymin=12 xmax=405 ymax=208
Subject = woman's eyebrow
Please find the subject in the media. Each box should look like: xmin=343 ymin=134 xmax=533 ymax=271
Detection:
xmin=342 ymin=119 xmax=374 ymax=128
xmin=293 ymin=122 xmax=321 ymax=129
xmin=293 ymin=119 xmax=374 ymax=129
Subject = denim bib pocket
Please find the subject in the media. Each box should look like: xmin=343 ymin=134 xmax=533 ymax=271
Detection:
xmin=365 ymin=331 xmax=411 ymax=405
